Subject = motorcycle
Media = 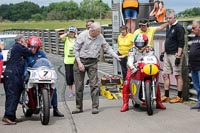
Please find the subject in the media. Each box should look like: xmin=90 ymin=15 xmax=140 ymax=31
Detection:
xmin=21 ymin=58 xmax=57 ymax=125
xmin=130 ymin=51 xmax=159 ymax=115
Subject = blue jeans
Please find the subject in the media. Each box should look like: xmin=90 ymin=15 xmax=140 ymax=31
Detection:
xmin=191 ymin=70 xmax=200 ymax=105
xmin=51 ymin=88 xmax=58 ymax=109
xmin=123 ymin=8 xmax=138 ymax=19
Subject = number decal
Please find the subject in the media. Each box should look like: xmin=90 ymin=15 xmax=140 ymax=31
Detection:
xmin=38 ymin=69 xmax=52 ymax=80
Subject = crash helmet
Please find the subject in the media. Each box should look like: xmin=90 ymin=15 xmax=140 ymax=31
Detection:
xmin=68 ymin=26 xmax=77 ymax=33
xmin=27 ymin=36 xmax=42 ymax=51
xmin=134 ymin=34 xmax=148 ymax=50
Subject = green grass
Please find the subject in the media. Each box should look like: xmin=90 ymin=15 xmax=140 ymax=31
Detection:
xmin=0 ymin=19 xmax=112 ymax=31
xmin=177 ymin=16 xmax=200 ymax=21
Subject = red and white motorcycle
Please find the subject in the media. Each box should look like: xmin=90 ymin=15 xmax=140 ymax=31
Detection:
xmin=130 ymin=51 xmax=160 ymax=115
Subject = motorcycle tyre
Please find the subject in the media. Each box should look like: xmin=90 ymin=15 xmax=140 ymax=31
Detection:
xmin=40 ymin=89 xmax=50 ymax=125
xmin=145 ymin=82 xmax=153 ymax=116
xmin=22 ymin=106 xmax=33 ymax=117
xmin=22 ymin=91 xmax=33 ymax=117
xmin=132 ymin=100 xmax=140 ymax=108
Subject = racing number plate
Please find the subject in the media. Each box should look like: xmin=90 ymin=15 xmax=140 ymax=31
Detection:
xmin=143 ymin=56 xmax=157 ymax=64
xmin=38 ymin=69 xmax=52 ymax=80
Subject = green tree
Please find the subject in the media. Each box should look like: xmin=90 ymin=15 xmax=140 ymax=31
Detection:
xmin=46 ymin=1 xmax=79 ymax=20
xmin=9 ymin=2 xmax=40 ymax=21
xmin=79 ymin=0 xmax=110 ymax=19
xmin=0 ymin=4 xmax=11 ymax=20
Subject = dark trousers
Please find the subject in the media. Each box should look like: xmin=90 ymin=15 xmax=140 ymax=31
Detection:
xmin=65 ymin=64 xmax=74 ymax=85
xmin=51 ymin=88 xmax=58 ymax=109
xmin=3 ymin=70 xmax=24 ymax=120
xmin=73 ymin=58 xmax=99 ymax=109
xmin=119 ymin=56 xmax=128 ymax=81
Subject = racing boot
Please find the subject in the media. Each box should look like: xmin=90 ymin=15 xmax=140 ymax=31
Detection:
xmin=156 ymin=86 xmax=166 ymax=109
xmin=120 ymin=94 xmax=129 ymax=112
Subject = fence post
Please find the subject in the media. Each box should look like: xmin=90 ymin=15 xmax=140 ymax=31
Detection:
xmin=182 ymin=22 xmax=190 ymax=101
xmin=47 ymin=30 xmax=52 ymax=54
xmin=55 ymin=30 xmax=59 ymax=55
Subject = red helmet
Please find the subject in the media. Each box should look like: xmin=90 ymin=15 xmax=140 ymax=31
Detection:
xmin=27 ymin=36 xmax=42 ymax=48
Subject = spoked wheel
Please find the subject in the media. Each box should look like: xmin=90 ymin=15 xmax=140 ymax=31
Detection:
xmin=132 ymin=99 xmax=140 ymax=108
xmin=40 ymin=89 xmax=50 ymax=125
xmin=145 ymin=81 xmax=154 ymax=116
xmin=22 ymin=90 xmax=33 ymax=117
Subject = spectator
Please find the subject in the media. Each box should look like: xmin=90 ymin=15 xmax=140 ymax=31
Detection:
xmin=149 ymin=0 xmax=159 ymax=22
xmin=2 ymin=35 xmax=34 ymax=125
xmin=85 ymin=20 xmax=94 ymax=86
xmin=26 ymin=36 xmax=64 ymax=117
xmin=60 ymin=26 xmax=77 ymax=98
xmin=0 ymin=41 xmax=4 ymax=83
xmin=161 ymin=9 xmax=185 ymax=103
xmin=122 ymin=0 xmax=139 ymax=33
xmin=72 ymin=22 xmax=123 ymax=114
xmin=189 ymin=20 xmax=200 ymax=109
xmin=156 ymin=1 xmax=166 ymax=22
xmin=132 ymin=18 xmax=168 ymax=47
xmin=117 ymin=25 xmax=133 ymax=81
xmin=86 ymin=19 xmax=94 ymax=30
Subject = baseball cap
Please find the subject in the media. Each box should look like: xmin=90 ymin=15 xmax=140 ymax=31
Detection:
xmin=68 ymin=26 xmax=77 ymax=33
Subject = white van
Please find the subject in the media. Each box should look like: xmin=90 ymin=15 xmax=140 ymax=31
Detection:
xmin=0 ymin=34 xmax=17 ymax=80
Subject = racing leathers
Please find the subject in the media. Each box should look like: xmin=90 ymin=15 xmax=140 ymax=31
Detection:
xmin=120 ymin=46 xmax=166 ymax=112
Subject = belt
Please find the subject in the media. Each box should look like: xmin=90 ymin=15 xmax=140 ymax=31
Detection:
xmin=80 ymin=57 xmax=97 ymax=60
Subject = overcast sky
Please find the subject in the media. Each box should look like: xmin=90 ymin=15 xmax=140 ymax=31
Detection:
xmin=0 ymin=0 xmax=199 ymax=13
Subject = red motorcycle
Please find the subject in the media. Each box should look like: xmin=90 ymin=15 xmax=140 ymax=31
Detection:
xmin=130 ymin=52 xmax=159 ymax=115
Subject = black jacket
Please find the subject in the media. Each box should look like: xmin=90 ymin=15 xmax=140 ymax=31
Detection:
xmin=165 ymin=22 xmax=185 ymax=54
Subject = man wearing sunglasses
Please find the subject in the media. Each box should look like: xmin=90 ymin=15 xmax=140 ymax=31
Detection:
xmin=188 ymin=20 xmax=200 ymax=109
xmin=133 ymin=18 xmax=168 ymax=48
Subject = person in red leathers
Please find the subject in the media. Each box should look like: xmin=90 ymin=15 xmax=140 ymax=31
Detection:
xmin=0 ymin=41 xmax=4 ymax=83
xmin=120 ymin=33 xmax=166 ymax=112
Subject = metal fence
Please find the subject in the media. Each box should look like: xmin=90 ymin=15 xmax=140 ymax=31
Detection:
xmin=0 ymin=25 xmax=114 ymax=63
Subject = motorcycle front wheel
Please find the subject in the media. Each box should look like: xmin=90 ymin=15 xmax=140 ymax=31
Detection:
xmin=145 ymin=81 xmax=153 ymax=116
xmin=40 ymin=89 xmax=50 ymax=125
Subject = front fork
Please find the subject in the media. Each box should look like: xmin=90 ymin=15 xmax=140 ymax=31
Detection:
xmin=142 ymin=79 xmax=157 ymax=101
xmin=36 ymin=84 xmax=51 ymax=109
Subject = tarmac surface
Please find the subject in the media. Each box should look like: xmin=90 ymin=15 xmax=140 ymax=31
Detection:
xmin=0 ymin=53 xmax=200 ymax=133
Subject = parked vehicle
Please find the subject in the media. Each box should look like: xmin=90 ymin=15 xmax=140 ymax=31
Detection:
xmin=0 ymin=34 xmax=16 ymax=81
xmin=21 ymin=58 xmax=57 ymax=125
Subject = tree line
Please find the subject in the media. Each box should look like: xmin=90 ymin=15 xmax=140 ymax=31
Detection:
xmin=0 ymin=0 xmax=111 ymax=21
xmin=177 ymin=7 xmax=200 ymax=18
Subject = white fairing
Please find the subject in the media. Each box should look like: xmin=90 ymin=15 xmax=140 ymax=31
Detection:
xmin=143 ymin=55 xmax=158 ymax=64
xmin=26 ymin=58 xmax=57 ymax=89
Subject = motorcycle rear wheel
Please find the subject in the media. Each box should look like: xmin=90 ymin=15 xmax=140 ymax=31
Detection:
xmin=145 ymin=81 xmax=153 ymax=115
xmin=40 ymin=89 xmax=50 ymax=125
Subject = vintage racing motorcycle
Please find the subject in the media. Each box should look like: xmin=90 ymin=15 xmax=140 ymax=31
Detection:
xmin=130 ymin=49 xmax=160 ymax=115
xmin=21 ymin=58 xmax=57 ymax=125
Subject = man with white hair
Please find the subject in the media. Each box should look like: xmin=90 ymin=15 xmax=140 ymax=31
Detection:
xmin=72 ymin=22 xmax=123 ymax=114
xmin=189 ymin=20 xmax=200 ymax=109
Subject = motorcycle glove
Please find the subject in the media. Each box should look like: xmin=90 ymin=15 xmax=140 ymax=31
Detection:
xmin=159 ymin=52 xmax=164 ymax=62
xmin=131 ymin=66 xmax=137 ymax=74
xmin=175 ymin=57 xmax=181 ymax=66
